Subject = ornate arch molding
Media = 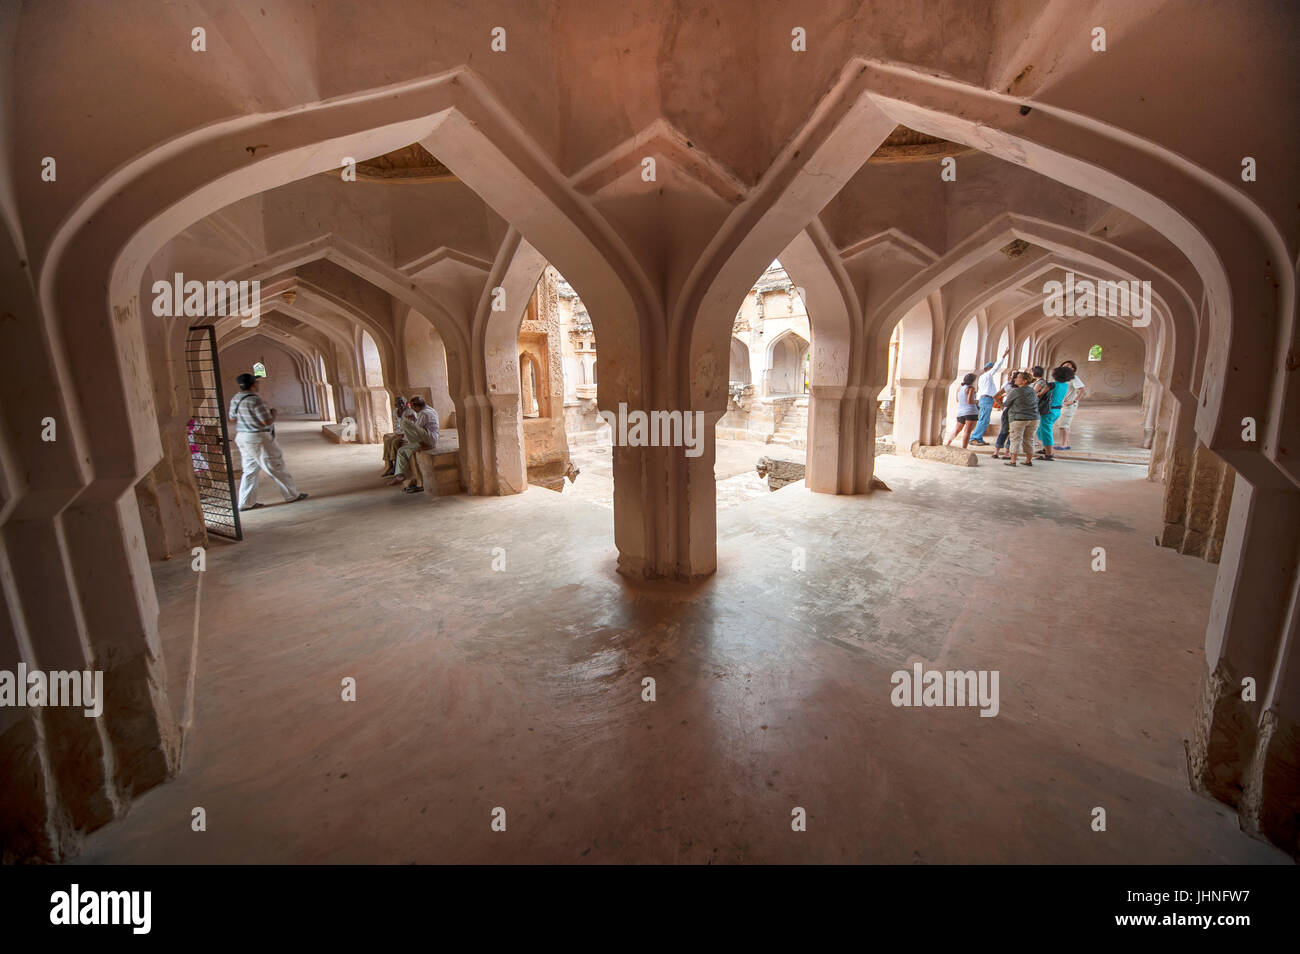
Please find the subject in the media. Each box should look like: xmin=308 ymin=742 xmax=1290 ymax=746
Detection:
xmin=36 ymin=66 xmax=649 ymax=502
xmin=849 ymin=60 xmax=1293 ymax=488
xmin=876 ymin=215 xmax=1195 ymax=410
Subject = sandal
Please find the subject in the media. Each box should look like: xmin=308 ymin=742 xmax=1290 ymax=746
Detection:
xmin=238 ymin=502 xmax=266 ymax=511
xmin=403 ymin=485 xmax=424 ymax=494
xmin=1004 ymin=460 xmax=1017 ymax=467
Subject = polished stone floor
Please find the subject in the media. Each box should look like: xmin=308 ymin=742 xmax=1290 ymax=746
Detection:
xmin=965 ymin=402 xmax=1151 ymax=464
xmin=75 ymin=420 xmax=1287 ymax=863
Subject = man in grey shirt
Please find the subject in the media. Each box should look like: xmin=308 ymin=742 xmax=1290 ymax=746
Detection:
xmin=228 ymin=373 xmax=309 ymax=510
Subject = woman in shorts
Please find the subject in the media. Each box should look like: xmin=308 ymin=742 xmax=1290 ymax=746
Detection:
xmin=946 ymin=372 xmax=980 ymax=450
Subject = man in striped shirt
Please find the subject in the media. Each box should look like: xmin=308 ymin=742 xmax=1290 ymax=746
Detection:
xmin=392 ymin=396 xmax=439 ymax=494
xmin=228 ymin=373 xmax=309 ymax=511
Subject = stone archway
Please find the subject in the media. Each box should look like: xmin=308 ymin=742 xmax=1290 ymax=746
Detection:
xmin=765 ymin=331 xmax=809 ymax=396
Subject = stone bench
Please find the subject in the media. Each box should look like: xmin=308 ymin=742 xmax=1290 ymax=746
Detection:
xmin=321 ymin=422 xmax=356 ymax=443
xmin=414 ymin=428 xmax=462 ymax=498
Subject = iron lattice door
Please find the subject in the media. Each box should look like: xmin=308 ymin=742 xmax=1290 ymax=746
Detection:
xmin=184 ymin=325 xmax=242 ymax=541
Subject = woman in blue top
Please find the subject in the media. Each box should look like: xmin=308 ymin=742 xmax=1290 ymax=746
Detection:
xmin=946 ymin=373 xmax=980 ymax=449
xmin=1034 ymin=365 xmax=1074 ymax=461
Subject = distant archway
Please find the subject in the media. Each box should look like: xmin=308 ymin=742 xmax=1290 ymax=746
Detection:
xmin=766 ymin=331 xmax=809 ymax=396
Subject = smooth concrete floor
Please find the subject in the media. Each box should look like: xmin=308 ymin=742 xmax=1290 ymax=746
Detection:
xmin=76 ymin=421 xmax=1289 ymax=863
xmin=966 ymin=402 xmax=1152 ymax=464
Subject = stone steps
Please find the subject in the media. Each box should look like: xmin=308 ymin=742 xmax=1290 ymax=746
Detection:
xmin=770 ymin=402 xmax=809 ymax=445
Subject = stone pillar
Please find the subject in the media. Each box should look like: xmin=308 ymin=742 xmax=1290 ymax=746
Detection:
xmin=1246 ymin=604 xmax=1300 ymax=854
xmin=1189 ymin=480 xmax=1300 ymax=856
xmin=135 ymin=409 xmax=208 ymax=563
xmin=315 ymin=382 xmax=334 ymax=421
xmin=611 ymin=408 xmax=724 ymax=582
xmin=456 ymin=392 xmax=526 ymax=496
xmin=343 ymin=387 xmax=391 ymax=443
xmin=0 ymin=566 xmax=64 ymax=861
xmin=1141 ymin=375 xmax=1162 ymax=449
xmin=1149 ymin=387 xmax=1179 ymax=482
xmin=892 ymin=377 xmax=931 ymax=452
xmin=1158 ymin=440 xmax=1235 ymax=562
xmin=62 ymin=494 xmax=179 ymax=798
xmin=806 ymin=385 xmax=873 ymax=493
xmin=0 ymin=184 xmax=181 ymax=863
xmin=2 ymin=518 xmax=121 ymax=854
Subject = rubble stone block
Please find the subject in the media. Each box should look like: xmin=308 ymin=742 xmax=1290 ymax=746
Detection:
xmin=910 ymin=442 xmax=977 ymax=467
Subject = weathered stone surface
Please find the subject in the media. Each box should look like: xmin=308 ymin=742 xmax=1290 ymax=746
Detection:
xmin=756 ymin=455 xmax=805 ymax=490
xmin=1248 ymin=712 xmax=1300 ymax=857
xmin=1188 ymin=659 xmax=1256 ymax=807
xmin=910 ymin=441 xmax=977 ymax=467
xmin=1158 ymin=441 xmax=1234 ymax=563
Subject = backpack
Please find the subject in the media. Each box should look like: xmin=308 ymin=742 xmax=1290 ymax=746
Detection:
xmin=1036 ymin=382 xmax=1054 ymax=416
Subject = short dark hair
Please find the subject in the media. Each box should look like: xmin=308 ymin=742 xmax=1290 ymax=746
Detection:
xmin=409 ymin=396 xmax=426 ymax=409
xmin=1031 ymin=365 xmax=1045 ymax=378
xmin=236 ymin=373 xmax=256 ymax=390
xmin=1062 ymin=360 xmax=1078 ymax=370
xmin=1052 ymin=366 xmax=1075 ymax=382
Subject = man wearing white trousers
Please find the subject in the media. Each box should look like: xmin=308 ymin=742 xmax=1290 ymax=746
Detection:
xmin=228 ymin=373 xmax=309 ymax=511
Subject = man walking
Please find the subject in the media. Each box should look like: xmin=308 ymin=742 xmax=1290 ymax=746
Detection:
xmin=969 ymin=345 xmax=1012 ymax=445
xmin=391 ymin=396 xmax=439 ymax=495
xmin=228 ymin=372 xmax=309 ymax=511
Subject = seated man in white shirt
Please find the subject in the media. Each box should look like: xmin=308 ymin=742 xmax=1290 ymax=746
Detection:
xmin=1056 ymin=359 xmax=1088 ymax=449
xmin=391 ymin=396 xmax=440 ymax=494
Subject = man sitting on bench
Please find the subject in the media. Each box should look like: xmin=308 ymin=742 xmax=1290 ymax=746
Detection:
xmin=391 ymin=396 xmax=439 ymax=495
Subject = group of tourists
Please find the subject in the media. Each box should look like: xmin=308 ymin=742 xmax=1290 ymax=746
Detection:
xmin=380 ymin=395 xmax=440 ymax=494
xmin=946 ymin=350 xmax=1089 ymax=467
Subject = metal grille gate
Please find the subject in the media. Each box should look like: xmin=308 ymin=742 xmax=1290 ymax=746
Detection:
xmin=184 ymin=325 xmax=242 ymax=541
